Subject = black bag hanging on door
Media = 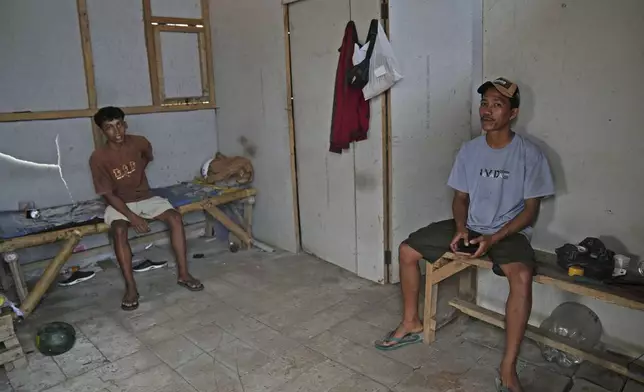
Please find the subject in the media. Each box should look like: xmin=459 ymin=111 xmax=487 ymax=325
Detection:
xmin=346 ymin=19 xmax=379 ymax=88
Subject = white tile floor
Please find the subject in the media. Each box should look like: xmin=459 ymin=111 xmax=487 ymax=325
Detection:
xmin=1 ymin=238 xmax=638 ymax=392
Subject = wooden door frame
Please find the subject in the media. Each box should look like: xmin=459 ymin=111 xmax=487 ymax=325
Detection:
xmin=380 ymin=0 xmax=392 ymax=283
xmin=282 ymin=4 xmax=302 ymax=253
xmin=282 ymin=0 xmax=393 ymax=283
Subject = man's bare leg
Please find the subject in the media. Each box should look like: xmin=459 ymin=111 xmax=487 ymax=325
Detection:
xmin=378 ymin=243 xmax=424 ymax=347
xmin=156 ymin=210 xmax=202 ymax=288
xmin=112 ymin=220 xmax=138 ymax=306
xmin=499 ymin=262 xmax=533 ymax=391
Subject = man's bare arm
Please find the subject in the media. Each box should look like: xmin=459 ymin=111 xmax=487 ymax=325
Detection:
xmin=103 ymin=192 xmax=135 ymax=219
xmin=492 ymin=198 xmax=541 ymax=242
xmin=452 ymin=190 xmax=469 ymax=233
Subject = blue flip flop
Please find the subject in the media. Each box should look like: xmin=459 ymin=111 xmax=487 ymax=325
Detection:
xmin=374 ymin=329 xmax=422 ymax=351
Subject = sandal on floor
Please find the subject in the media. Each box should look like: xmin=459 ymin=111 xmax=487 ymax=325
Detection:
xmin=495 ymin=373 xmax=523 ymax=392
xmin=495 ymin=379 xmax=512 ymax=392
xmin=177 ymin=279 xmax=204 ymax=292
xmin=374 ymin=329 xmax=422 ymax=351
xmin=121 ymin=293 xmax=140 ymax=311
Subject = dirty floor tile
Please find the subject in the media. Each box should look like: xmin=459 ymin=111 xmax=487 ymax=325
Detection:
xmin=6 ymin=352 xmax=66 ymax=392
xmin=78 ymin=315 xmax=143 ymax=361
xmin=51 ymin=333 xmax=109 ymax=378
xmin=624 ymin=380 xmax=644 ymax=392
xmin=119 ymin=308 xmax=172 ymax=333
xmin=417 ymin=339 xmax=490 ymax=378
xmin=518 ymin=363 xmax=571 ymax=392
xmin=328 ymin=373 xmax=389 ymax=392
xmin=210 ymin=338 xmax=272 ymax=376
xmin=237 ymin=326 xmax=301 ymax=358
xmin=113 ymin=363 xmax=197 ymax=392
xmin=151 ymin=334 xmax=204 ymax=369
xmin=569 ymin=378 xmax=612 ymax=392
xmin=0 ymin=369 xmax=13 ymax=392
xmin=458 ymin=319 xmax=505 ymax=349
xmin=90 ymin=349 xmax=162 ymax=383
xmin=176 ymin=353 xmax=243 ymax=392
xmin=574 ymin=361 xmax=626 ymax=392
xmin=39 ymin=371 xmax=114 ymax=392
xmin=278 ymin=359 xmax=354 ymax=392
xmin=307 ymin=331 xmax=413 ymax=388
xmin=240 ymin=346 xmax=327 ymax=392
xmin=183 ymin=323 xmax=237 ymax=353
xmin=395 ymin=369 xmax=459 ymax=392
xmin=282 ymin=300 xmax=367 ymax=342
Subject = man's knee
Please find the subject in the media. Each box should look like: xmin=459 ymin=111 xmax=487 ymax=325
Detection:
xmin=502 ymin=263 xmax=533 ymax=292
xmin=111 ymin=221 xmax=129 ymax=240
xmin=164 ymin=210 xmax=183 ymax=226
xmin=399 ymin=243 xmax=422 ymax=267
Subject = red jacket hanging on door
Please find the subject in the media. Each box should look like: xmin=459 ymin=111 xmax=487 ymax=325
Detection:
xmin=329 ymin=21 xmax=370 ymax=154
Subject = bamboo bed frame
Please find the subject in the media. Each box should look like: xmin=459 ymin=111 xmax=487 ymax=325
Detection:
xmin=0 ymin=188 xmax=257 ymax=319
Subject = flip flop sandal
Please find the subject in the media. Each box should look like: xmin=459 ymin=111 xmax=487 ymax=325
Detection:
xmin=495 ymin=371 xmax=524 ymax=392
xmin=374 ymin=329 xmax=422 ymax=351
xmin=177 ymin=280 xmax=204 ymax=292
xmin=495 ymin=378 xmax=512 ymax=392
xmin=121 ymin=293 xmax=140 ymax=311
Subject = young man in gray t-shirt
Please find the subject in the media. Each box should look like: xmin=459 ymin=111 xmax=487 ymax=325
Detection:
xmin=375 ymin=78 xmax=555 ymax=392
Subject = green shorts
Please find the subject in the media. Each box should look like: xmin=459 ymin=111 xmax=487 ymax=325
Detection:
xmin=402 ymin=219 xmax=535 ymax=269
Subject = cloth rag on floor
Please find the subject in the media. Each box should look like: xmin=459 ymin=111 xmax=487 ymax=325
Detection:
xmin=329 ymin=21 xmax=370 ymax=154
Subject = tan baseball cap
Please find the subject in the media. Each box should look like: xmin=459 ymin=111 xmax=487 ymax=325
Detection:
xmin=477 ymin=77 xmax=520 ymax=107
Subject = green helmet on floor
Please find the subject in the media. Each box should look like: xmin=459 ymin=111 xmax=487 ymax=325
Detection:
xmin=35 ymin=322 xmax=76 ymax=356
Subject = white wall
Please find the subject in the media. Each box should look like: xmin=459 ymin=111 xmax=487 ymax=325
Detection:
xmin=0 ymin=0 xmax=218 ymax=264
xmin=389 ymin=0 xmax=480 ymax=282
xmin=0 ymin=0 xmax=218 ymax=210
xmin=481 ymin=0 xmax=644 ymax=356
xmin=209 ymin=0 xmax=298 ymax=253
xmin=0 ymin=0 xmax=87 ymax=112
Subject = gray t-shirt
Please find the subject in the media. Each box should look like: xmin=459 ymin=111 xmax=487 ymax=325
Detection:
xmin=447 ymin=133 xmax=555 ymax=238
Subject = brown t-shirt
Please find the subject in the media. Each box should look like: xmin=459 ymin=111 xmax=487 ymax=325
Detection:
xmin=89 ymin=135 xmax=154 ymax=203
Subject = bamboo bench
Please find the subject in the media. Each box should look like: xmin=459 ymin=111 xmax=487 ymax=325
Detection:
xmin=0 ymin=188 xmax=257 ymax=319
xmin=423 ymin=252 xmax=644 ymax=383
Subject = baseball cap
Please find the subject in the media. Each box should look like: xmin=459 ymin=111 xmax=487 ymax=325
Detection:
xmin=477 ymin=77 xmax=520 ymax=108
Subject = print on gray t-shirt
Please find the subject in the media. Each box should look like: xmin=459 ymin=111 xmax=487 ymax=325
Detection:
xmin=447 ymin=133 xmax=555 ymax=239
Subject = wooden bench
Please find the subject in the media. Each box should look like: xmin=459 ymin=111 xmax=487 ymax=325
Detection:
xmin=0 ymin=188 xmax=257 ymax=319
xmin=423 ymin=252 xmax=644 ymax=383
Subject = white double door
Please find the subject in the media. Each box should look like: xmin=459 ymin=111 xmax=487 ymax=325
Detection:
xmin=288 ymin=0 xmax=387 ymax=283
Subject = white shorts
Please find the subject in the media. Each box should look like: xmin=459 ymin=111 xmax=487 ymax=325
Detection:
xmin=104 ymin=196 xmax=175 ymax=226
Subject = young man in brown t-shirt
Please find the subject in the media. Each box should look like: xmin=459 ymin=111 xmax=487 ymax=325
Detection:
xmin=89 ymin=106 xmax=203 ymax=311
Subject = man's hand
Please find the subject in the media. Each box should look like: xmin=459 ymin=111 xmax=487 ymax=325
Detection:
xmin=450 ymin=230 xmax=470 ymax=254
xmin=469 ymin=234 xmax=499 ymax=258
xmin=129 ymin=215 xmax=150 ymax=234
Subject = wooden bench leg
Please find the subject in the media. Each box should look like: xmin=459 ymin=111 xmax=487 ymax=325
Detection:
xmin=3 ymin=253 xmax=29 ymax=303
xmin=423 ymin=261 xmax=438 ymax=344
xmin=204 ymin=206 xmax=252 ymax=249
xmin=204 ymin=213 xmax=216 ymax=238
xmin=458 ymin=266 xmax=477 ymax=302
xmin=244 ymin=196 xmax=254 ymax=237
xmin=423 ymin=254 xmax=478 ymax=344
xmin=19 ymin=231 xmax=82 ymax=317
